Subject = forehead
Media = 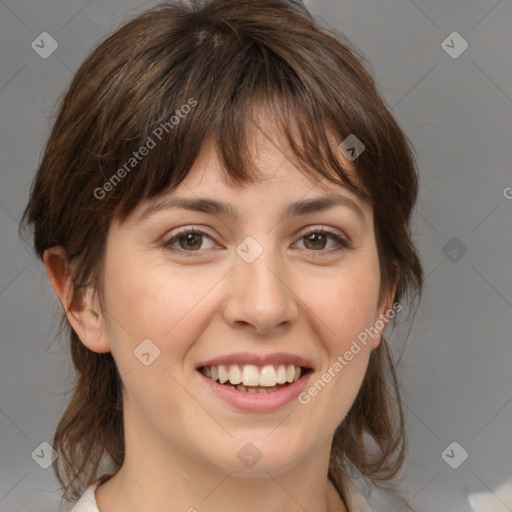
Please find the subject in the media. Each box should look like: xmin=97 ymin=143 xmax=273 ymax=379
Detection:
xmin=128 ymin=132 xmax=372 ymax=230
xmin=182 ymin=127 xmax=362 ymax=194
xmin=115 ymin=103 xmax=371 ymax=228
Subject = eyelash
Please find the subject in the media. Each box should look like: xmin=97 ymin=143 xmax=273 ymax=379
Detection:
xmin=162 ymin=226 xmax=350 ymax=258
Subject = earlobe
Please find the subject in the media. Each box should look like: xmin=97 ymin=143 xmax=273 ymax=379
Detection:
xmin=373 ymin=281 xmax=399 ymax=350
xmin=43 ymin=247 xmax=110 ymax=354
xmin=371 ymin=309 xmax=388 ymax=351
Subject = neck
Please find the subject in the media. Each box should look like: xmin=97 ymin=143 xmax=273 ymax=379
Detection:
xmin=96 ymin=471 xmax=347 ymax=512
xmin=95 ymin=443 xmax=348 ymax=512
xmin=95 ymin=402 xmax=348 ymax=512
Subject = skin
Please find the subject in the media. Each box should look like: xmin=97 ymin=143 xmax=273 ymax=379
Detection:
xmin=44 ymin=126 xmax=395 ymax=512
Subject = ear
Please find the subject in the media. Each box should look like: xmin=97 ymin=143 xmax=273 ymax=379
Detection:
xmin=43 ymin=246 xmax=111 ymax=354
xmin=371 ymin=277 xmax=399 ymax=351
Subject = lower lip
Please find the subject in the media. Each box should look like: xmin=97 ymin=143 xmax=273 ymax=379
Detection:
xmin=197 ymin=370 xmax=312 ymax=412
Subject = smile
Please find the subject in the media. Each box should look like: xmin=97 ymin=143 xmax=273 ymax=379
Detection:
xmin=199 ymin=363 xmax=305 ymax=392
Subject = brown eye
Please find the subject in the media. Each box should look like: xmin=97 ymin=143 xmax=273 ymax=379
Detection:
xmin=303 ymin=232 xmax=328 ymax=250
xmin=296 ymin=228 xmax=350 ymax=257
xmin=177 ymin=232 xmax=203 ymax=250
xmin=163 ymin=228 xmax=216 ymax=254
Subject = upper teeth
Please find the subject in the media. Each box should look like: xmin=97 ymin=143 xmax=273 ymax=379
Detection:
xmin=201 ymin=364 xmax=302 ymax=387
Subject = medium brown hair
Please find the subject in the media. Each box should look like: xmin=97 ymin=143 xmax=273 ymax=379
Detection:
xmin=20 ymin=0 xmax=423 ymax=507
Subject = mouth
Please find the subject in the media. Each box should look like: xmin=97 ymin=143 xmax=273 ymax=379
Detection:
xmin=197 ymin=364 xmax=312 ymax=393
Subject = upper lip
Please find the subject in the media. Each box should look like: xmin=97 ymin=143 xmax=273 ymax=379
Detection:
xmin=197 ymin=352 xmax=314 ymax=370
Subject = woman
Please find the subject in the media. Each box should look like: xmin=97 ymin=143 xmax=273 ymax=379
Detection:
xmin=21 ymin=0 xmax=423 ymax=510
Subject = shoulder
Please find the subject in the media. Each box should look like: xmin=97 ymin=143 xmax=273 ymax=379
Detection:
xmin=69 ymin=482 xmax=100 ymax=512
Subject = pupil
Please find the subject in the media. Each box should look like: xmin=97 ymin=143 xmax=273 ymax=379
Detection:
xmin=180 ymin=233 xmax=201 ymax=250
xmin=306 ymin=233 xmax=325 ymax=249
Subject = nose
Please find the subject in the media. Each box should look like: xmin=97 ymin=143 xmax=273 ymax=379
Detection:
xmin=222 ymin=244 xmax=299 ymax=336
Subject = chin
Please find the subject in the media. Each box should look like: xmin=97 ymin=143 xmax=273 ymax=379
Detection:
xmin=199 ymin=439 xmax=304 ymax=476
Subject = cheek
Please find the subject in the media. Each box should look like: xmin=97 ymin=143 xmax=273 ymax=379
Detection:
xmin=102 ymin=251 xmax=222 ymax=359
xmin=310 ymin=257 xmax=381 ymax=349
xmin=100 ymin=256 xmax=220 ymax=413
xmin=298 ymin=252 xmax=381 ymax=419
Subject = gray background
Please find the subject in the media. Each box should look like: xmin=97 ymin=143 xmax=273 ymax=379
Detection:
xmin=1 ymin=0 xmax=511 ymax=511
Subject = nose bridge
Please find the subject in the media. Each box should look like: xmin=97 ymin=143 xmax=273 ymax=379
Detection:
xmin=223 ymin=234 xmax=298 ymax=333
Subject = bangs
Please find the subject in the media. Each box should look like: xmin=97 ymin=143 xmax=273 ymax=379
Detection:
xmin=83 ymin=3 xmax=385 ymax=222
xmin=112 ymin=91 xmax=369 ymax=222
xmin=25 ymin=0 xmax=419 ymax=297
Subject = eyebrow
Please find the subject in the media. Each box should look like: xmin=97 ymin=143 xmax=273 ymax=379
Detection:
xmin=137 ymin=193 xmax=366 ymax=225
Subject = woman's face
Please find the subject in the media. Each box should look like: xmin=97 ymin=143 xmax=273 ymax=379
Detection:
xmin=92 ymin=131 xmax=394 ymax=478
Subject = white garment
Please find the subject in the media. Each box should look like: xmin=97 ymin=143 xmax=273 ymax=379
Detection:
xmin=343 ymin=478 xmax=374 ymax=512
xmin=468 ymin=476 xmax=512 ymax=511
xmin=70 ymin=478 xmax=373 ymax=512
xmin=69 ymin=482 xmax=99 ymax=512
